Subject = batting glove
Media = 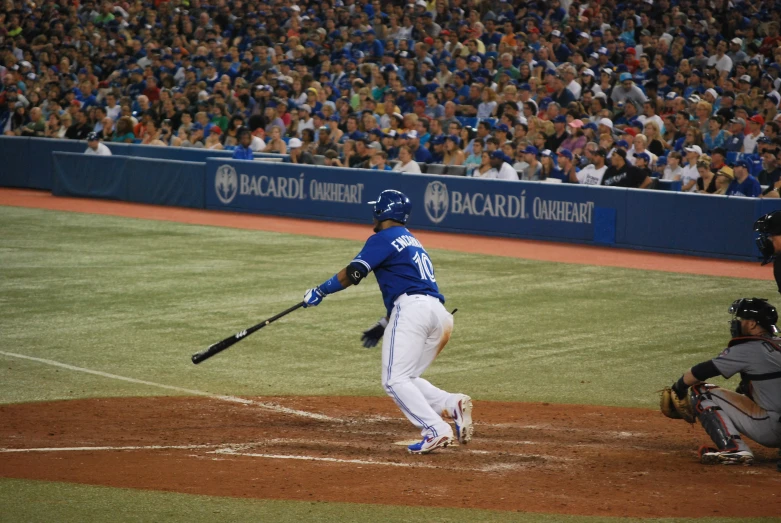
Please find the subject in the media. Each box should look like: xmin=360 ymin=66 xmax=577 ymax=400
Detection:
xmin=361 ymin=317 xmax=389 ymax=348
xmin=303 ymin=287 xmax=326 ymax=307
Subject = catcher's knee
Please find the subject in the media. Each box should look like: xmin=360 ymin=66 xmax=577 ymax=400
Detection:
xmin=689 ymin=383 xmax=720 ymax=417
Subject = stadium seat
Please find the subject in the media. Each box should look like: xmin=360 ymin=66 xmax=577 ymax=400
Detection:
xmin=313 ymin=155 xmax=326 ymax=165
xmin=457 ymin=117 xmax=478 ymax=129
xmin=445 ymin=165 xmax=467 ymax=176
xmin=483 ymin=118 xmax=497 ymax=128
xmin=426 ymin=164 xmax=447 ymax=174
xmin=417 ymin=162 xmax=428 ymax=173
xmin=726 ymin=151 xmax=739 ymax=165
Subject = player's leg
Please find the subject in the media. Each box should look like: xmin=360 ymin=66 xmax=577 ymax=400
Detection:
xmin=691 ymin=384 xmax=755 ymax=464
xmin=411 ymin=300 xmax=473 ymax=444
xmin=381 ymin=295 xmax=453 ymax=452
xmin=700 ymin=386 xmax=781 ymax=449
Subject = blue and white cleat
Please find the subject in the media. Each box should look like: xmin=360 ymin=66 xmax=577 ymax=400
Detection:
xmin=407 ymin=434 xmax=452 ymax=454
xmin=452 ymin=394 xmax=473 ymax=445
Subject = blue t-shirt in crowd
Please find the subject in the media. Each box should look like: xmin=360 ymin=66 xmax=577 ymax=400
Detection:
xmin=351 ymin=226 xmax=445 ymax=316
xmin=232 ymin=145 xmax=254 ymax=160
xmin=727 ymin=176 xmax=761 ymax=197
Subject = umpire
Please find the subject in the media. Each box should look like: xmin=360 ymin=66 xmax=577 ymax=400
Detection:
xmin=662 ymin=298 xmax=781 ymax=465
xmin=755 ymin=211 xmax=781 ymax=293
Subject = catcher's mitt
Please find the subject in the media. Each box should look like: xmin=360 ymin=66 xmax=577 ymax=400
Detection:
xmin=660 ymin=387 xmax=696 ymax=423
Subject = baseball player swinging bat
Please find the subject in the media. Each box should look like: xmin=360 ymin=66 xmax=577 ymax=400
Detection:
xmin=191 ymin=301 xmax=305 ymax=364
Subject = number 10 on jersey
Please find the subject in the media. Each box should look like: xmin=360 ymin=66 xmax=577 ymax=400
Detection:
xmin=412 ymin=252 xmax=436 ymax=282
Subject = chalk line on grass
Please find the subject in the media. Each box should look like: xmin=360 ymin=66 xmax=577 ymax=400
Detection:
xmin=0 ymin=350 xmax=340 ymax=422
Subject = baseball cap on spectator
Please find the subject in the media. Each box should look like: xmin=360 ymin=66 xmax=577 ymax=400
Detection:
xmin=551 ymin=30 xmax=562 ymax=38
xmin=541 ymin=149 xmax=554 ymax=157
xmin=518 ymin=83 xmax=531 ymax=91
xmin=623 ymin=127 xmax=638 ymax=137
xmin=430 ymin=135 xmax=445 ymax=145
xmin=685 ymin=145 xmax=703 ymax=154
xmin=598 ymin=117 xmax=614 ymax=129
xmin=767 ymin=93 xmax=781 ymax=105
xmin=734 ymin=159 xmax=750 ymax=169
xmin=583 ymin=122 xmax=598 ymax=131
xmin=616 ymin=140 xmax=629 ymax=148
xmin=87 ymin=132 xmax=98 ymax=141
xmin=569 ymin=119 xmax=584 ymax=128
xmin=656 ymin=156 xmax=668 ymax=166
xmin=666 ymin=92 xmax=678 ymax=100
xmin=688 ymin=94 xmax=701 ymax=103
xmin=634 ymin=152 xmax=651 ymax=163
xmin=750 ymin=115 xmax=766 ymax=125
xmin=740 ymin=75 xmax=752 ymax=83
xmin=369 ymin=129 xmax=384 ymax=138
xmin=557 ymin=150 xmax=573 ymax=159
xmin=619 ymin=72 xmax=632 ymax=82
xmin=299 ymin=104 xmax=312 ymax=114
xmin=209 ymin=126 xmax=222 ymax=136
xmin=553 ymin=115 xmax=567 ymax=124
xmin=329 ymin=115 xmax=340 ymax=122
xmin=731 ymin=37 xmax=743 ymax=45
xmin=581 ymin=69 xmax=595 ymax=77
xmin=730 ymin=116 xmax=746 ymax=126
xmin=406 ymin=130 xmax=419 ymax=139
xmin=496 ymin=123 xmax=510 ymax=132
xmin=523 ymin=145 xmax=539 ymax=155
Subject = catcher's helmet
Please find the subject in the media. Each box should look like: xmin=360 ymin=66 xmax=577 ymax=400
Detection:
xmin=729 ymin=297 xmax=779 ymax=334
xmin=754 ymin=211 xmax=781 ymax=265
xmin=369 ymin=189 xmax=412 ymax=224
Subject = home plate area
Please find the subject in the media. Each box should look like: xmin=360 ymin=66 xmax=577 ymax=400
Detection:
xmin=2 ymin=396 xmax=781 ymax=518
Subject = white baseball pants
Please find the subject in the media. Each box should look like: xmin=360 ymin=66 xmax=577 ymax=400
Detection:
xmin=381 ymin=293 xmax=457 ymax=438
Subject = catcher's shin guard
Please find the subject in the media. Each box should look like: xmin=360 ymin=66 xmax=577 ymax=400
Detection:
xmin=690 ymin=385 xmax=741 ymax=452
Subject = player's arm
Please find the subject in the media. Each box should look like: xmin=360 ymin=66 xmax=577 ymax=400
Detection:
xmin=302 ymin=235 xmax=394 ymax=308
xmin=670 ymin=360 xmax=722 ymax=398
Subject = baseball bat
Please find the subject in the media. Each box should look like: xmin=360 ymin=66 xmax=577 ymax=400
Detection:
xmin=191 ymin=301 xmax=305 ymax=364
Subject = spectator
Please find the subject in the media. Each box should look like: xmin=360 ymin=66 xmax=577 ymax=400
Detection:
xmin=573 ymin=148 xmax=608 ymax=185
xmin=713 ymin=166 xmax=735 ymax=195
xmin=84 ymin=132 xmax=112 ymax=156
xmin=473 ymin=151 xmax=494 ymax=178
xmin=18 ymin=107 xmax=45 ymax=137
xmin=703 ymin=116 xmax=728 ymax=153
xmin=728 ymin=159 xmax=762 ymax=197
xmin=349 ymin=138 xmax=371 ymax=168
xmin=204 ymin=127 xmax=224 ymax=150
xmin=288 ymin=137 xmax=314 ymax=165
xmin=98 ymin=117 xmax=116 ymax=142
xmin=45 ymin=113 xmax=67 ymax=139
xmin=443 ymin=135 xmax=465 ymax=166
xmin=611 ymin=73 xmax=647 ymax=111
xmin=553 ymin=149 xmax=577 ymax=183
xmin=265 ymin=126 xmax=287 ymax=154
xmin=232 ymin=128 xmax=254 ymax=160
xmin=681 ymin=145 xmax=703 ymax=192
xmin=112 ymin=117 xmax=136 ymax=144
xmin=725 ymin=117 xmax=746 ymax=153
xmin=662 ymin=152 xmax=684 ymax=182
xmin=315 ymin=127 xmax=337 ymax=156
xmin=602 ymin=149 xmax=652 ymax=188
xmin=519 ymin=146 xmax=542 ymax=181
xmin=488 ymin=151 xmax=520 ymax=181
xmin=371 ymin=151 xmax=392 ymax=171
xmin=465 ymin=139 xmax=484 ymax=176
xmin=66 ymin=111 xmax=92 ymax=140
xmin=695 ymin=156 xmax=717 ymax=193
xmin=540 ymin=150 xmax=557 ymax=180
xmin=141 ymin=119 xmax=167 ymax=146
xmin=392 ymin=145 xmax=422 ymax=174
xmin=758 ymin=148 xmax=781 ymax=186
xmin=407 ymin=130 xmax=433 ymax=163
xmin=744 ymin=115 xmax=766 ymax=154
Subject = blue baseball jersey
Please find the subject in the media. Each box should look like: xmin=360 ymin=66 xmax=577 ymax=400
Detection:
xmin=351 ymin=226 xmax=444 ymax=316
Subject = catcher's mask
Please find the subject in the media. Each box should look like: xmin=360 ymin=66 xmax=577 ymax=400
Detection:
xmin=753 ymin=211 xmax=781 ymax=265
xmin=729 ymin=297 xmax=779 ymax=337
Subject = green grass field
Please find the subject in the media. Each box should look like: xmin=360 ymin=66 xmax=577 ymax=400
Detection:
xmin=0 ymin=205 xmax=773 ymax=522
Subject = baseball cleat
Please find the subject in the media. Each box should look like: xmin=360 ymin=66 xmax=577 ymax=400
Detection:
xmin=452 ymin=394 xmax=474 ymax=445
xmin=698 ymin=446 xmax=754 ymax=465
xmin=407 ymin=434 xmax=452 ymax=454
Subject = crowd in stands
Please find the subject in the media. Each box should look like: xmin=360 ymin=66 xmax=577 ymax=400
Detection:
xmin=3 ymin=0 xmax=781 ymax=197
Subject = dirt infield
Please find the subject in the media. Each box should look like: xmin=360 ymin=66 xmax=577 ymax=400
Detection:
xmin=1 ymin=396 xmax=780 ymax=518
xmin=2 ymin=188 xmax=780 ymax=518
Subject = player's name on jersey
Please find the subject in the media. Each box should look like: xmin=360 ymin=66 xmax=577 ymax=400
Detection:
xmin=238 ymin=173 xmax=364 ymax=204
xmin=390 ymin=234 xmax=424 ymax=252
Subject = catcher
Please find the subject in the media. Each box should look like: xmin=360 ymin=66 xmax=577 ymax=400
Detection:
xmin=661 ymin=298 xmax=781 ymax=465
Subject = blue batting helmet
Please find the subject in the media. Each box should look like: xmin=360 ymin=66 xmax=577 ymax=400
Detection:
xmin=369 ymin=190 xmax=411 ymax=224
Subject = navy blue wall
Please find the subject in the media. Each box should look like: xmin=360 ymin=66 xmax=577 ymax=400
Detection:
xmin=7 ymin=137 xmax=781 ymax=261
